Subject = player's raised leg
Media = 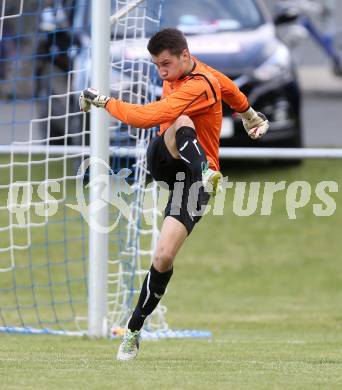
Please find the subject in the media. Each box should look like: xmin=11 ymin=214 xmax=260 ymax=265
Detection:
xmin=117 ymin=216 xmax=188 ymax=361
xmin=164 ymin=115 xmax=222 ymax=194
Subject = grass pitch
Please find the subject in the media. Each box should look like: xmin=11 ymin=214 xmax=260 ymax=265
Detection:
xmin=1 ymin=160 xmax=342 ymax=389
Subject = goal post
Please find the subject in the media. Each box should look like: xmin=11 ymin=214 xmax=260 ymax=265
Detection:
xmin=88 ymin=0 xmax=110 ymax=338
xmin=0 ymin=0 xmax=211 ymax=340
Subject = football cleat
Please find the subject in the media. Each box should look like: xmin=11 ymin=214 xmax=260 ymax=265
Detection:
xmin=116 ymin=329 xmax=141 ymax=361
xmin=202 ymin=167 xmax=223 ymax=196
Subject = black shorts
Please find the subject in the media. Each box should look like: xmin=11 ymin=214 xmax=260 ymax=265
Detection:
xmin=147 ymin=134 xmax=210 ymax=235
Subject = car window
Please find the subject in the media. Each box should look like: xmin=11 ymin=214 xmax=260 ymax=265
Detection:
xmin=161 ymin=0 xmax=265 ymax=33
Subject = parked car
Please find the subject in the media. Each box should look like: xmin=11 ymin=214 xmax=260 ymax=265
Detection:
xmin=36 ymin=0 xmax=302 ymax=157
xmin=159 ymin=0 xmax=303 ymax=150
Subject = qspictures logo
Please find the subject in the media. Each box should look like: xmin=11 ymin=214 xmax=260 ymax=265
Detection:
xmin=67 ymin=157 xmax=134 ymax=234
xmin=5 ymin=157 xmax=339 ymax=233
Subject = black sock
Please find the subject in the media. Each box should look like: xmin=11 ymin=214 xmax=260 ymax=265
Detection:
xmin=175 ymin=126 xmax=208 ymax=182
xmin=128 ymin=265 xmax=173 ymax=332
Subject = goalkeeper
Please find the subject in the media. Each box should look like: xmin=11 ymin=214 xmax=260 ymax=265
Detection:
xmin=79 ymin=28 xmax=269 ymax=361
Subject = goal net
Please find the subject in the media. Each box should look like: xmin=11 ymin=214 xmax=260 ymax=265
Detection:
xmin=0 ymin=0 xmax=167 ymax=337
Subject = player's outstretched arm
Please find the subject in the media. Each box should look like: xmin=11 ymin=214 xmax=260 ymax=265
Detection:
xmin=239 ymin=107 xmax=269 ymax=140
xmin=79 ymin=79 xmax=215 ymax=129
xmin=79 ymin=87 xmax=177 ymax=127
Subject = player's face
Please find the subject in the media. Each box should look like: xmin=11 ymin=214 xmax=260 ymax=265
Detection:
xmin=152 ymin=49 xmax=190 ymax=81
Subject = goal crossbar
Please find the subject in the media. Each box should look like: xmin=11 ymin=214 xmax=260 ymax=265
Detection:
xmin=1 ymin=145 xmax=342 ymax=159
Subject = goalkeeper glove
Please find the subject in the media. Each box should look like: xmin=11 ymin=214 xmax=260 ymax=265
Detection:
xmin=79 ymin=88 xmax=110 ymax=112
xmin=239 ymin=107 xmax=269 ymax=140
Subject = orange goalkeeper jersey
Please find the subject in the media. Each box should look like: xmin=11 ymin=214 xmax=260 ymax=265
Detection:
xmin=106 ymin=57 xmax=249 ymax=170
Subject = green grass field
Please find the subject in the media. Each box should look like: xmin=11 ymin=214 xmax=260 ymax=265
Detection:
xmin=1 ymin=160 xmax=342 ymax=389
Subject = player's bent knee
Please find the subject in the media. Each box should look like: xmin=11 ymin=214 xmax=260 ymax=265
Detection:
xmin=174 ymin=115 xmax=194 ymax=131
xmin=153 ymin=248 xmax=175 ymax=272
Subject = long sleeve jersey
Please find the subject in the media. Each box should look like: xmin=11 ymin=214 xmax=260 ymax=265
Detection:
xmin=106 ymin=57 xmax=249 ymax=170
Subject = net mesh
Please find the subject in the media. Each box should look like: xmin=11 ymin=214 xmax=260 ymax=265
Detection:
xmin=106 ymin=0 xmax=166 ymax=333
xmin=0 ymin=0 xmax=166 ymax=335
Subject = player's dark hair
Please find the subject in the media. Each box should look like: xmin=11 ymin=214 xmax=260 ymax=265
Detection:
xmin=147 ymin=28 xmax=189 ymax=56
